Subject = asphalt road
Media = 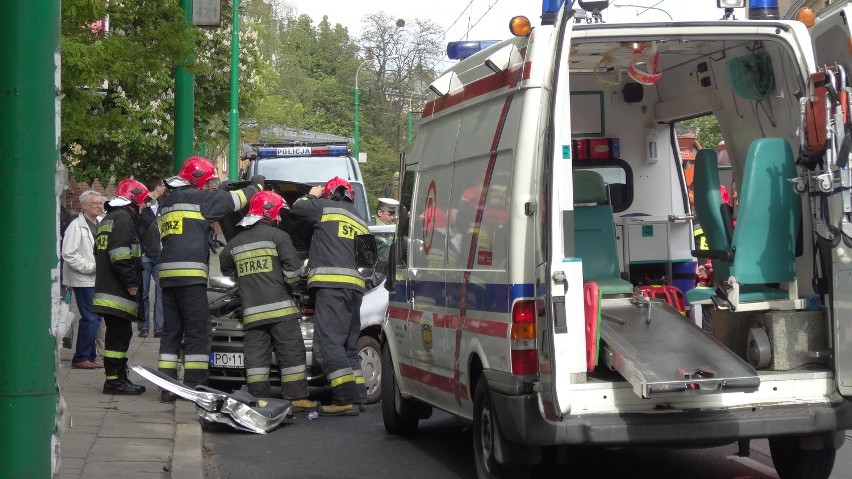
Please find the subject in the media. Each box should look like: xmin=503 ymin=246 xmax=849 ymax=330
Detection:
xmin=202 ymin=399 xmax=852 ymax=479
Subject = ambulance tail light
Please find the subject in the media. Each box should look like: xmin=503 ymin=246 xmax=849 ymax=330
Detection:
xmin=511 ymin=300 xmax=538 ymax=375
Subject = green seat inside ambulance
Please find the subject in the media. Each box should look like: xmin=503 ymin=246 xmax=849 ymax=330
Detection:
xmin=573 ymin=170 xmax=633 ymax=295
xmin=685 ymin=148 xmax=729 ymax=304
xmin=686 ymin=140 xmax=799 ymax=304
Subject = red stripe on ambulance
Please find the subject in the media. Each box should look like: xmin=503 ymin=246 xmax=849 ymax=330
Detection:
xmin=422 ymin=61 xmax=531 ymax=117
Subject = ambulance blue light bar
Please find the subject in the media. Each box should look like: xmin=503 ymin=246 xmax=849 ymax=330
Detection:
xmin=542 ymin=0 xmax=565 ymax=15
xmin=256 ymin=145 xmax=349 ymax=158
xmin=749 ymin=0 xmax=779 ymax=19
xmin=447 ymin=41 xmax=499 ymax=60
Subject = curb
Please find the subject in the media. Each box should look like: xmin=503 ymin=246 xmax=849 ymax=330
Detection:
xmin=171 ymin=400 xmax=203 ymax=479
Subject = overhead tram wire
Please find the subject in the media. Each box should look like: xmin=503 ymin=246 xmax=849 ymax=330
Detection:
xmin=440 ymin=0 xmax=476 ymax=40
xmin=432 ymin=0 xmax=504 ymax=72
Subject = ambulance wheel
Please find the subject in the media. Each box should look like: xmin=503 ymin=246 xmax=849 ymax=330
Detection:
xmin=357 ymin=335 xmax=382 ymax=404
xmin=473 ymin=376 xmax=530 ymax=479
xmin=769 ymin=436 xmax=836 ymax=479
xmin=381 ymin=341 xmax=419 ymax=435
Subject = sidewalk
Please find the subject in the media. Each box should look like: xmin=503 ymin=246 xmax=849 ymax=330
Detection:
xmin=58 ymin=331 xmax=202 ymax=479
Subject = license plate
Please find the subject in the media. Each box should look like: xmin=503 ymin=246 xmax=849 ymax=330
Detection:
xmin=210 ymin=352 xmax=244 ymax=368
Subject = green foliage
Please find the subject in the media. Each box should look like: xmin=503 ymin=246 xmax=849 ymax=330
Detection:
xmin=61 ymin=0 xmax=443 ymax=202
xmin=61 ymin=0 xmax=265 ymax=181
xmin=680 ymin=115 xmax=723 ymax=152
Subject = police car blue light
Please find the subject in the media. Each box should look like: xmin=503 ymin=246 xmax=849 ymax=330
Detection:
xmin=256 ymin=145 xmax=349 ymax=158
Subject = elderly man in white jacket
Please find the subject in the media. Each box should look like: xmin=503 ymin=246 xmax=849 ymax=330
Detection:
xmin=62 ymin=190 xmax=105 ymax=369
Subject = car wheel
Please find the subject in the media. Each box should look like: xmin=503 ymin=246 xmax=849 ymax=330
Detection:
xmin=473 ymin=376 xmax=530 ymax=479
xmin=357 ymin=335 xmax=382 ymax=404
xmin=381 ymin=341 xmax=420 ymax=435
xmin=769 ymin=436 xmax=836 ymax=479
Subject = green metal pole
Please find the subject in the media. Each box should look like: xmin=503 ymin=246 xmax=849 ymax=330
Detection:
xmin=407 ymin=110 xmax=413 ymax=145
xmin=174 ymin=0 xmax=195 ymax=172
xmin=354 ymin=87 xmax=361 ymax=161
xmin=228 ymin=0 xmax=240 ymax=180
xmin=0 ymin=1 xmax=59 ymax=476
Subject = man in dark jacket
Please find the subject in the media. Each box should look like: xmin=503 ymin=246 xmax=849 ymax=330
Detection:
xmin=157 ymin=156 xmax=263 ymax=401
xmin=219 ymin=191 xmax=319 ymax=411
xmin=291 ymin=177 xmax=368 ymax=416
xmin=138 ymin=174 xmax=165 ymax=338
xmin=93 ymin=179 xmax=149 ymax=395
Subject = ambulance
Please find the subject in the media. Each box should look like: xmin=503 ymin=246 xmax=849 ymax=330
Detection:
xmin=381 ymin=1 xmax=852 ymax=478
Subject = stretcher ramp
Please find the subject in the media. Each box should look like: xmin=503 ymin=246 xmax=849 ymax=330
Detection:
xmin=599 ymin=298 xmax=760 ymax=399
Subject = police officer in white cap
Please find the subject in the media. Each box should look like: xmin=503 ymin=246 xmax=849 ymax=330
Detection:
xmin=374 ymin=197 xmax=399 ymax=226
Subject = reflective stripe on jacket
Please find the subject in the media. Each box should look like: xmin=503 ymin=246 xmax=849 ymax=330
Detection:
xmin=158 ymin=184 xmax=261 ymax=287
xmin=290 ymin=195 xmax=367 ymax=292
xmin=93 ymin=205 xmax=143 ymax=321
xmin=219 ymin=222 xmax=303 ymax=329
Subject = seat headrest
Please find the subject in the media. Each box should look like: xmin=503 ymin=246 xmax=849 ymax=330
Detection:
xmin=574 ymin=170 xmax=608 ymax=204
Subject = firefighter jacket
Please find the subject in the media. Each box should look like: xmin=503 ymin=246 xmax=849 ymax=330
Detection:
xmin=93 ymin=204 xmax=143 ymax=321
xmin=158 ymin=183 xmax=261 ymax=287
xmin=219 ymin=221 xmax=303 ymax=329
xmin=291 ymin=194 xmax=368 ymax=292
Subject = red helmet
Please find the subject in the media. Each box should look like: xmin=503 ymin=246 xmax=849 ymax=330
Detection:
xmin=324 ymin=176 xmax=354 ymax=202
xmin=178 ymin=156 xmax=217 ymax=189
xmin=115 ymin=179 xmax=150 ymax=206
xmin=238 ymin=191 xmax=289 ymax=227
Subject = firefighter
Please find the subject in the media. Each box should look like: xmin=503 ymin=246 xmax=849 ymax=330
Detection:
xmin=157 ymin=156 xmax=264 ymax=402
xmin=291 ymin=177 xmax=368 ymax=416
xmin=93 ymin=179 xmax=149 ymax=395
xmin=219 ymin=191 xmax=319 ymax=411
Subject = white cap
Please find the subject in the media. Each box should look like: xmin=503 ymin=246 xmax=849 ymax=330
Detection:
xmin=377 ymin=197 xmax=400 ymax=211
xmin=237 ymin=215 xmax=263 ymax=227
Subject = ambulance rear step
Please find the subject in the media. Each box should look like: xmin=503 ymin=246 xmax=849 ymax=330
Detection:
xmin=598 ymin=298 xmax=760 ymax=399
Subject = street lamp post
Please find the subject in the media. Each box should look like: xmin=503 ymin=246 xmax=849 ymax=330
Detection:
xmin=228 ymin=0 xmax=240 ymax=180
xmin=354 ymin=59 xmax=369 ymax=162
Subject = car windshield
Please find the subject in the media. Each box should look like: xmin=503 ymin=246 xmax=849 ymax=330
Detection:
xmin=256 ymin=156 xmax=355 ymax=182
xmin=255 ymin=156 xmax=369 ymax=220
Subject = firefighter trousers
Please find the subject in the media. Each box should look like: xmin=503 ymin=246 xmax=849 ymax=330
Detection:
xmin=244 ymin=319 xmax=309 ymax=400
xmin=103 ymin=315 xmax=132 ymax=381
xmin=313 ymin=288 xmax=363 ymax=405
xmin=158 ymin=284 xmax=211 ymax=388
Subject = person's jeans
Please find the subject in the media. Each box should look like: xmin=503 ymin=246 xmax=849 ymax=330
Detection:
xmin=72 ymin=287 xmax=101 ymax=363
xmin=139 ymin=255 xmax=164 ymax=333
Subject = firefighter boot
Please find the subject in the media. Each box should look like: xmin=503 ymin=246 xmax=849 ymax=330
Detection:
xmin=319 ymin=404 xmax=359 ymax=417
xmin=290 ymin=398 xmax=320 ymax=412
xmin=103 ymin=379 xmax=146 ymax=395
xmin=161 ymin=390 xmax=178 ymax=403
xmin=103 ymin=361 xmax=146 ymax=395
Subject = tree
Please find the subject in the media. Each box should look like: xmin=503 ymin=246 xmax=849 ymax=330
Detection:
xmin=61 ymin=0 xmax=266 ymax=182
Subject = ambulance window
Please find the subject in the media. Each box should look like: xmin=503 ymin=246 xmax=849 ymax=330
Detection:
xmin=573 ymin=159 xmax=633 ymax=213
xmin=397 ymin=167 xmax=417 ymax=266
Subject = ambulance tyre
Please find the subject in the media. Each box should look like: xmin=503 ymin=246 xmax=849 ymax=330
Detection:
xmin=769 ymin=436 xmax=836 ymax=479
xmin=381 ymin=341 xmax=420 ymax=435
xmin=473 ymin=376 xmax=530 ymax=479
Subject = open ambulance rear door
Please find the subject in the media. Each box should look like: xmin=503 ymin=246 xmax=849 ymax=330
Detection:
xmin=808 ymin=1 xmax=852 ymax=397
xmin=539 ymin=8 xmax=585 ymax=418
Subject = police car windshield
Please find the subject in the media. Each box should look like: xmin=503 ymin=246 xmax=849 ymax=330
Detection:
xmin=256 ymin=156 xmax=356 ymax=182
